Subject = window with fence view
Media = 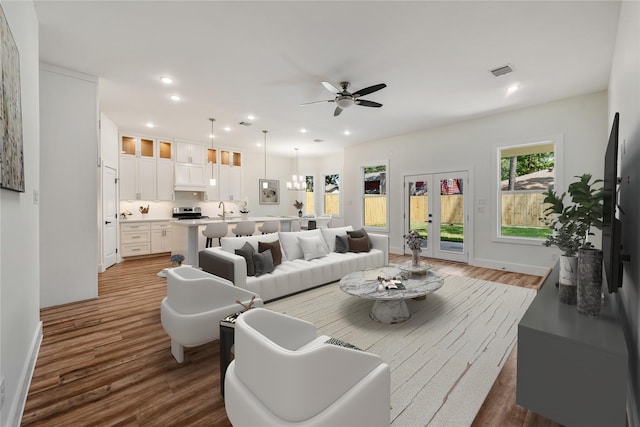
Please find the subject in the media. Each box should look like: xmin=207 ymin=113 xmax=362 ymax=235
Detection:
xmin=324 ymin=173 xmax=340 ymax=216
xmin=499 ymin=143 xmax=555 ymax=239
xmin=363 ymin=164 xmax=387 ymax=228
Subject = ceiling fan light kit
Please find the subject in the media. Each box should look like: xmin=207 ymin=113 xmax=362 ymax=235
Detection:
xmin=301 ymin=80 xmax=387 ymax=117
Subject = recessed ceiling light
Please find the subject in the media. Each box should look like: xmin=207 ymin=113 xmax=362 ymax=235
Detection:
xmin=170 ymin=95 xmax=181 ymax=101
xmin=160 ymin=76 xmax=173 ymax=84
xmin=247 ymin=115 xmax=255 ymax=120
xmin=300 ymin=128 xmax=307 ymax=133
xmin=256 ymin=142 xmax=262 ymax=147
xmin=507 ymin=84 xmax=519 ymax=95
xmin=343 ymin=130 xmax=351 ymax=135
xmin=224 ymin=127 xmax=231 ymax=132
xmin=209 ymin=134 xmax=215 ymax=139
xmin=146 ymin=122 xmax=155 ymax=128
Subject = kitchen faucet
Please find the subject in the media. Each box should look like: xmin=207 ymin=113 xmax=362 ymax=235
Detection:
xmin=218 ymin=201 xmax=225 ymax=220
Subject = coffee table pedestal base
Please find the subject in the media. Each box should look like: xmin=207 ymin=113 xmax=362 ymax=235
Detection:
xmin=370 ymin=299 xmax=411 ymax=324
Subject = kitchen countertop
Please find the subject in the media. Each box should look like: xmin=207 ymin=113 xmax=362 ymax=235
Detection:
xmin=172 ymin=216 xmax=299 ymax=226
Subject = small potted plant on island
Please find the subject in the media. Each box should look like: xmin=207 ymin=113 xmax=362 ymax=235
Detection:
xmin=542 ymin=173 xmax=603 ymax=313
xmin=293 ymin=200 xmax=304 ymax=217
xmin=239 ymin=199 xmax=250 ymax=219
xmin=170 ymin=253 xmax=185 ymax=268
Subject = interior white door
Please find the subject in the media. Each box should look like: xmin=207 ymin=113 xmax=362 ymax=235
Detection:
xmin=404 ymin=171 xmax=469 ymax=263
xmin=103 ymin=166 xmax=118 ymax=269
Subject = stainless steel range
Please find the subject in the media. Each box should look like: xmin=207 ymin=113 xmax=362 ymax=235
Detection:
xmin=172 ymin=207 xmax=209 ymax=220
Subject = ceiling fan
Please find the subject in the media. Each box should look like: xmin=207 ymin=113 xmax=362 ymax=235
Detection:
xmin=301 ymin=81 xmax=387 ymax=116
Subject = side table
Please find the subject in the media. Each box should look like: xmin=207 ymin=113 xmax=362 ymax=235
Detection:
xmin=219 ymin=312 xmax=241 ymax=397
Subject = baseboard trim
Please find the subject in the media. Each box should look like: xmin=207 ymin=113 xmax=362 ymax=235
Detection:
xmin=8 ymin=321 xmax=43 ymax=427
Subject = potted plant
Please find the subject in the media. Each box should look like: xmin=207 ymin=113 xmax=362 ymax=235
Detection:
xmin=293 ymin=200 xmax=304 ymax=217
xmin=542 ymin=173 xmax=603 ymax=309
xmin=170 ymin=253 xmax=185 ymax=267
xmin=239 ymin=199 xmax=250 ymax=219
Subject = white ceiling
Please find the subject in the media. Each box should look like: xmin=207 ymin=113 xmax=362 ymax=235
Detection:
xmin=34 ymin=1 xmax=621 ymax=158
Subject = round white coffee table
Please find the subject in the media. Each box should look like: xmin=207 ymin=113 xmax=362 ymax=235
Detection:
xmin=339 ymin=265 xmax=444 ymax=323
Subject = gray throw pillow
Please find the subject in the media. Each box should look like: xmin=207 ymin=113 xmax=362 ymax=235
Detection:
xmin=253 ymin=249 xmax=275 ymax=277
xmin=235 ymin=242 xmax=256 ymax=276
xmin=347 ymin=228 xmax=372 ymax=249
xmin=335 ymin=235 xmax=349 ymax=253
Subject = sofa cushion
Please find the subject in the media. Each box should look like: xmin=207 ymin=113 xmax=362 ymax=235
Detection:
xmin=279 ymin=229 xmax=325 ymax=261
xmin=259 ymin=240 xmax=283 ymax=266
xmin=347 ymin=228 xmax=372 ymax=250
xmin=235 ymin=242 xmax=256 ymax=276
xmin=335 ymin=235 xmax=349 ymax=253
xmin=298 ymin=235 xmax=328 ymax=261
xmin=253 ymin=249 xmax=275 ymax=277
xmin=320 ymin=226 xmax=353 ymax=252
xmin=348 ymin=236 xmax=370 ymax=253
xmin=221 ymin=233 xmax=283 ymax=258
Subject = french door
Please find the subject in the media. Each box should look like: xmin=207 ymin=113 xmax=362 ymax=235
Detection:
xmin=404 ymin=171 xmax=469 ymax=263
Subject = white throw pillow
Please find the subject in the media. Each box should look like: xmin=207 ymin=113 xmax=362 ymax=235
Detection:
xmin=320 ymin=226 xmax=354 ymax=252
xmin=278 ymin=229 xmax=325 ymax=260
xmin=297 ymin=235 xmax=328 ymax=261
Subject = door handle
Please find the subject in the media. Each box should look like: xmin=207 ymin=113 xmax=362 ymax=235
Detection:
xmin=427 ymin=220 xmax=432 ymax=223
xmin=105 ymin=220 xmax=112 ymax=225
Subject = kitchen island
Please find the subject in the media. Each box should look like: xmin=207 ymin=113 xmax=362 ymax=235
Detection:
xmin=171 ymin=217 xmax=300 ymax=267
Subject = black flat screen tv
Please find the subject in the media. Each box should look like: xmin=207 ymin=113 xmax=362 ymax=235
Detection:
xmin=602 ymin=112 xmax=626 ymax=292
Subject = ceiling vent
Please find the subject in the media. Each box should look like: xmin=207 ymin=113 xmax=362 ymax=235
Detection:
xmin=490 ymin=64 xmax=514 ymax=77
xmin=238 ymin=121 xmax=252 ymax=126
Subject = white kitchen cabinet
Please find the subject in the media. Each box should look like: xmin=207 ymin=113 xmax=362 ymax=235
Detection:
xmin=151 ymin=221 xmax=172 ymax=253
xmin=157 ymin=160 xmax=174 ymax=201
xmin=218 ymin=150 xmax=242 ymax=201
xmin=120 ymin=222 xmax=151 ymax=257
xmin=119 ymin=136 xmax=156 ymax=200
xmin=176 ymin=142 xmax=205 ymax=165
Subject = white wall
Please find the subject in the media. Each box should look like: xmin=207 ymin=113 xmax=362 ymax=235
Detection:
xmin=0 ymin=2 xmax=41 ymax=425
xmin=343 ymin=91 xmax=607 ymax=275
xmin=39 ymin=65 xmax=98 ymax=307
xmin=608 ymin=1 xmax=640 ymax=423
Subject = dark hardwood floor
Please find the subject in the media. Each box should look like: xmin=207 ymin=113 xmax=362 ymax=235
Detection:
xmin=22 ymin=254 xmax=561 ymax=426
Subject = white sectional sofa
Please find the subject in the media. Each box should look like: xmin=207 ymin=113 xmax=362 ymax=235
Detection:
xmin=199 ymin=226 xmax=389 ymax=302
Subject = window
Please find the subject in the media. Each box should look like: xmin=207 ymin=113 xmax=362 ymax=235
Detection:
xmin=362 ymin=163 xmax=388 ymax=230
xmin=323 ymin=173 xmax=340 ymax=216
xmin=497 ymin=140 xmax=557 ymax=240
xmin=304 ymin=175 xmax=314 ymax=215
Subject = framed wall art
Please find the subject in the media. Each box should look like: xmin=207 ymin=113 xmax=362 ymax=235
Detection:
xmin=259 ymin=179 xmax=279 ymax=205
xmin=0 ymin=4 xmax=24 ymax=193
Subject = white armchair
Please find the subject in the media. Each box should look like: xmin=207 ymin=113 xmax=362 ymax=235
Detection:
xmin=160 ymin=266 xmax=263 ymax=363
xmin=224 ymin=308 xmax=390 ymax=426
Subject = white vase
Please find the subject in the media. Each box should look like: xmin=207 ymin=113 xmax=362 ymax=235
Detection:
xmin=558 ymin=255 xmax=578 ymax=305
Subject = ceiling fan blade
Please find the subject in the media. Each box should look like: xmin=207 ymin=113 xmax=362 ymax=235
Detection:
xmin=300 ymin=99 xmax=334 ymax=106
xmin=353 ymin=83 xmax=387 ymax=97
xmin=355 ymin=99 xmax=383 ymax=108
xmin=334 ymin=106 xmax=343 ymax=116
xmin=322 ymin=81 xmax=340 ymax=93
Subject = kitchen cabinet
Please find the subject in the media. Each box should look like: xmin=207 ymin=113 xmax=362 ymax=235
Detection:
xmin=204 ymin=147 xmax=219 ymax=201
xmin=218 ymin=150 xmax=242 ymax=201
xmin=151 ymin=221 xmax=172 ymax=253
xmin=176 ymin=142 xmax=205 ymax=165
xmin=157 ymin=140 xmax=175 ymax=201
xmin=120 ymin=222 xmax=151 ymax=257
xmin=119 ymin=136 xmax=156 ymax=200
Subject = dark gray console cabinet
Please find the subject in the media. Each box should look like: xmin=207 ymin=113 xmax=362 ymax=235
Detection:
xmin=517 ymin=262 xmax=628 ymax=426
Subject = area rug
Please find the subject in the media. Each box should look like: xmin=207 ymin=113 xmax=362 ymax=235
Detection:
xmin=266 ymin=275 xmax=536 ymax=426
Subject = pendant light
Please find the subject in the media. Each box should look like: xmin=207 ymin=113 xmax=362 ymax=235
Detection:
xmin=262 ymin=130 xmax=268 ymax=189
xmin=286 ymin=148 xmax=304 ymax=190
xmin=209 ymin=118 xmax=216 ymax=186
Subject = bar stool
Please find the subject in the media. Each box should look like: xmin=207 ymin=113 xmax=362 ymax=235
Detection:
xmin=258 ymin=220 xmax=279 ymax=234
xmin=202 ymin=222 xmax=228 ymax=247
xmin=232 ymin=221 xmax=255 ymax=237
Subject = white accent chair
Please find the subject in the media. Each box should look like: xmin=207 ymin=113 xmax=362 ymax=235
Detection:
xmin=202 ymin=222 xmax=228 ymax=247
xmin=160 ymin=266 xmax=263 ymax=363
xmin=232 ymin=220 xmax=255 ymax=237
xmin=224 ymin=308 xmax=390 ymax=426
xmin=258 ymin=220 xmax=279 ymax=234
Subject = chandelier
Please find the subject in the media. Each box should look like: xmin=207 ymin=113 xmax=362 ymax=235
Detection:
xmin=262 ymin=130 xmax=268 ymax=189
xmin=286 ymin=148 xmax=304 ymax=190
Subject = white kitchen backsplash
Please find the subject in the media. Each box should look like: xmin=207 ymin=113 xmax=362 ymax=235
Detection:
xmin=119 ymin=197 xmax=242 ymax=220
